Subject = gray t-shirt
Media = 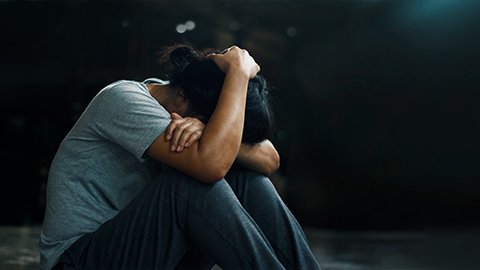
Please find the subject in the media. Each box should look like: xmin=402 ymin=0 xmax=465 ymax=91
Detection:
xmin=39 ymin=79 xmax=171 ymax=270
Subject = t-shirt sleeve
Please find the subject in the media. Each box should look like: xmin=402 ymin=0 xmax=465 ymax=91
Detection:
xmin=91 ymin=81 xmax=171 ymax=162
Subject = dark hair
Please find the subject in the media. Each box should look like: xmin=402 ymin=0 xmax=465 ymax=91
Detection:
xmin=160 ymin=45 xmax=274 ymax=144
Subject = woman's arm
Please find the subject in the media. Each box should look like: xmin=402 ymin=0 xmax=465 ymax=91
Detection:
xmin=236 ymin=140 xmax=280 ymax=176
xmin=165 ymin=116 xmax=280 ymax=175
xmin=164 ymin=114 xmax=279 ymax=175
xmin=146 ymin=46 xmax=260 ymax=183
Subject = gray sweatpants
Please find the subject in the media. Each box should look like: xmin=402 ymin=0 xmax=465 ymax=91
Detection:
xmin=54 ymin=167 xmax=321 ymax=269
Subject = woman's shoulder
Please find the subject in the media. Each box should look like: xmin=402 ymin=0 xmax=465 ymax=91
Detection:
xmin=91 ymin=79 xmax=154 ymax=104
xmin=101 ymin=79 xmax=146 ymax=94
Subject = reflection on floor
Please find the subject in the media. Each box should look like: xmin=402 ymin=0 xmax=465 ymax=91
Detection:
xmin=0 ymin=226 xmax=478 ymax=270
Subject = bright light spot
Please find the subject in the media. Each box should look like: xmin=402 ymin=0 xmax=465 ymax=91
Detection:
xmin=286 ymin=26 xmax=297 ymax=37
xmin=185 ymin=20 xmax=196 ymax=30
xmin=176 ymin=20 xmax=196 ymax=34
xmin=176 ymin=24 xmax=187 ymax=34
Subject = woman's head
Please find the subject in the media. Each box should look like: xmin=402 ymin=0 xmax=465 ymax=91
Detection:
xmin=160 ymin=44 xmax=274 ymax=144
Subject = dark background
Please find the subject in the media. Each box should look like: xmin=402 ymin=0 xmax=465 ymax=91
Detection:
xmin=1 ymin=0 xmax=479 ymax=230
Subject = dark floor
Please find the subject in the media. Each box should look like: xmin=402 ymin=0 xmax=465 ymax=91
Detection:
xmin=0 ymin=227 xmax=40 ymax=270
xmin=1 ymin=226 xmax=479 ymax=269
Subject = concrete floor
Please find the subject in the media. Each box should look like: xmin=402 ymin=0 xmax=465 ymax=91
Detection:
xmin=1 ymin=226 xmax=478 ymax=269
xmin=0 ymin=226 xmax=40 ymax=270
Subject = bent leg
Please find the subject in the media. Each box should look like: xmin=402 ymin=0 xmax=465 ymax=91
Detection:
xmin=58 ymin=167 xmax=284 ymax=270
xmin=225 ymin=168 xmax=321 ymax=270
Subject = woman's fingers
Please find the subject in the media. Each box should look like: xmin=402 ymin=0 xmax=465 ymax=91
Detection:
xmin=219 ymin=47 xmax=232 ymax=54
xmin=184 ymin=130 xmax=203 ymax=148
xmin=168 ymin=116 xmax=206 ymax=152
xmin=208 ymin=45 xmax=260 ymax=79
xmin=176 ymin=120 xmax=205 ymax=151
xmin=165 ymin=113 xmax=185 ymax=141
xmin=178 ymin=128 xmax=202 ymax=151
xmin=171 ymin=121 xmax=194 ymax=152
xmin=171 ymin=112 xmax=183 ymax=120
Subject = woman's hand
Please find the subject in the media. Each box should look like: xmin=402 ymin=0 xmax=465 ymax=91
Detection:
xmin=236 ymin=140 xmax=280 ymax=176
xmin=165 ymin=112 xmax=205 ymax=152
xmin=208 ymin=46 xmax=260 ymax=79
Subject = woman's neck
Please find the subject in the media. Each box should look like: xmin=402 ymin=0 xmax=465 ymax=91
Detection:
xmin=147 ymin=83 xmax=177 ymax=113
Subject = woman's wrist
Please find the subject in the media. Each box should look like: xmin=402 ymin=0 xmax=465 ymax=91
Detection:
xmin=222 ymin=68 xmax=250 ymax=93
xmin=225 ymin=65 xmax=252 ymax=80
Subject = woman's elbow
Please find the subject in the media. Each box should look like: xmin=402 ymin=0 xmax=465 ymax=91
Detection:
xmin=199 ymin=171 xmax=225 ymax=183
xmin=269 ymin=152 xmax=281 ymax=175
xmin=257 ymin=156 xmax=280 ymax=176
xmin=195 ymin=163 xmax=230 ymax=183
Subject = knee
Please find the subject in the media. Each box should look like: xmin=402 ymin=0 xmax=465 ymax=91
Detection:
xmin=226 ymin=167 xmax=267 ymax=181
xmin=160 ymin=167 xmax=237 ymax=204
xmin=226 ymin=168 xmax=279 ymax=198
xmin=248 ymin=173 xmax=278 ymax=197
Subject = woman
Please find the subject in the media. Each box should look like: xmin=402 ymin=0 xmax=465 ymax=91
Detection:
xmin=40 ymin=45 xmax=321 ymax=269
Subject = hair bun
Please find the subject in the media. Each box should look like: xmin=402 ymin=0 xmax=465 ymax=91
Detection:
xmin=169 ymin=46 xmax=199 ymax=71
